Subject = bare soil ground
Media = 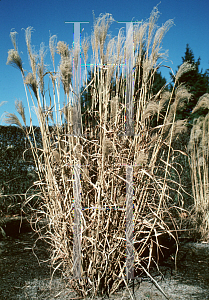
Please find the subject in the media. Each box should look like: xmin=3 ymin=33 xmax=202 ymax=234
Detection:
xmin=0 ymin=231 xmax=209 ymax=299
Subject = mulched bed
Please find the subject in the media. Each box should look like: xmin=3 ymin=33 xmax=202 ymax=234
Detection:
xmin=0 ymin=219 xmax=209 ymax=299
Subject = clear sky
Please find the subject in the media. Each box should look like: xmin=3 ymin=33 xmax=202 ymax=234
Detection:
xmin=0 ymin=0 xmax=209 ymax=126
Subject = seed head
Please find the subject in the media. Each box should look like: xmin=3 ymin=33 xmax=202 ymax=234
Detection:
xmin=192 ymin=93 xmax=209 ymax=114
xmin=167 ymin=119 xmax=188 ymax=142
xmin=24 ymin=72 xmax=38 ymax=99
xmin=142 ymin=101 xmax=159 ymax=121
xmin=73 ymin=41 xmax=80 ymax=70
xmin=52 ymin=149 xmax=60 ymax=163
xmin=73 ymin=143 xmax=83 ymax=160
xmin=175 ymin=85 xmax=192 ymax=108
xmin=133 ymin=22 xmax=148 ymax=51
xmin=57 ymin=41 xmax=70 ymax=58
xmin=81 ymin=35 xmax=89 ymax=63
xmin=158 ymin=91 xmax=171 ymax=112
xmin=175 ymin=62 xmax=195 ymax=82
xmin=15 ymin=100 xmax=26 ymax=125
xmin=135 ymin=150 xmax=148 ymax=166
xmin=59 ymin=57 xmax=72 ymax=96
xmin=10 ymin=30 xmax=18 ymax=50
xmin=4 ymin=113 xmax=24 ymax=130
xmin=6 ymin=49 xmax=23 ymax=73
xmin=49 ymin=35 xmax=57 ymax=66
xmin=102 ymin=137 xmax=113 ymax=157
xmin=24 ymin=27 xmax=37 ymax=78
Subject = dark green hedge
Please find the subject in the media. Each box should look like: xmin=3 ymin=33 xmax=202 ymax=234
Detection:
xmin=0 ymin=125 xmax=42 ymax=215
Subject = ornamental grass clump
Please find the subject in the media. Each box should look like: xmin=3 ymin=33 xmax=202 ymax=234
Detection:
xmin=5 ymin=7 xmax=193 ymax=298
xmin=188 ymin=94 xmax=209 ymax=240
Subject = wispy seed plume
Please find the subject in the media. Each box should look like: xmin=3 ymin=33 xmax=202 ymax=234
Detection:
xmin=175 ymin=62 xmax=195 ymax=82
xmin=6 ymin=49 xmax=23 ymax=73
xmin=192 ymin=93 xmax=209 ymax=114
xmin=15 ymin=100 xmax=26 ymax=125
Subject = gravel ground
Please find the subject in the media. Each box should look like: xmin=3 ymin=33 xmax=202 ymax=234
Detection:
xmin=0 ymin=232 xmax=209 ymax=300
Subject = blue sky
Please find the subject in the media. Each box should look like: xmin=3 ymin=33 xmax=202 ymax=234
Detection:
xmin=0 ymin=0 xmax=209 ymax=126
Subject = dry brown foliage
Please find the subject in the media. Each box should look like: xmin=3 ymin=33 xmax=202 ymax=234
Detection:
xmin=188 ymin=110 xmax=209 ymax=241
xmin=5 ymin=7 xmax=195 ymax=299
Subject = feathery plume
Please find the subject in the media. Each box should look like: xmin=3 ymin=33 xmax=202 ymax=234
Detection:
xmin=187 ymin=117 xmax=204 ymax=151
xmin=116 ymin=28 xmax=125 ymax=62
xmin=57 ymin=41 xmax=70 ymax=58
xmin=24 ymin=72 xmax=38 ymax=99
xmin=49 ymin=35 xmax=57 ymax=66
xmin=37 ymin=42 xmax=46 ymax=96
xmin=149 ymin=6 xmax=160 ymax=30
xmin=25 ymin=26 xmax=33 ymax=52
xmin=91 ymin=26 xmax=97 ymax=59
xmin=7 ymin=30 xmax=24 ymax=73
xmin=93 ymin=13 xmax=114 ymax=63
xmin=135 ymin=150 xmax=148 ymax=166
xmin=158 ymin=91 xmax=171 ymax=111
xmin=175 ymin=84 xmax=192 ymax=109
xmin=142 ymin=101 xmax=159 ymax=121
xmin=147 ymin=5 xmax=160 ymax=48
xmin=15 ymin=100 xmax=26 ymax=125
xmin=102 ymin=137 xmax=113 ymax=157
xmin=175 ymin=62 xmax=195 ymax=82
xmin=192 ymin=93 xmax=209 ymax=114
xmin=133 ymin=22 xmax=148 ymax=51
xmin=57 ymin=41 xmax=72 ymax=96
xmin=105 ymin=37 xmax=116 ymax=66
xmin=166 ymin=104 xmax=175 ymax=125
xmin=98 ymin=13 xmax=114 ymax=45
xmin=167 ymin=119 xmax=188 ymax=142
xmin=59 ymin=58 xmax=72 ymax=96
xmin=166 ymin=86 xmax=191 ymax=124
xmin=152 ymin=19 xmax=174 ymax=56
xmin=73 ymin=143 xmax=83 ymax=160
xmin=6 ymin=49 xmax=23 ymax=73
xmin=81 ymin=35 xmax=89 ymax=63
xmin=10 ymin=30 xmax=18 ymax=50
xmin=193 ymin=124 xmax=203 ymax=141
xmin=73 ymin=41 xmax=80 ymax=70
xmin=0 ymin=101 xmax=7 ymax=108
xmin=198 ymin=156 xmax=204 ymax=167
xmin=24 ymin=27 xmax=37 ymax=78
xmin=52 ymin=149 xmax=60 ymax=163
xmin=3 ymin=113 xmax=24 ymax=130
xmin=142 ymin=58 xmax=152 ymax=82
